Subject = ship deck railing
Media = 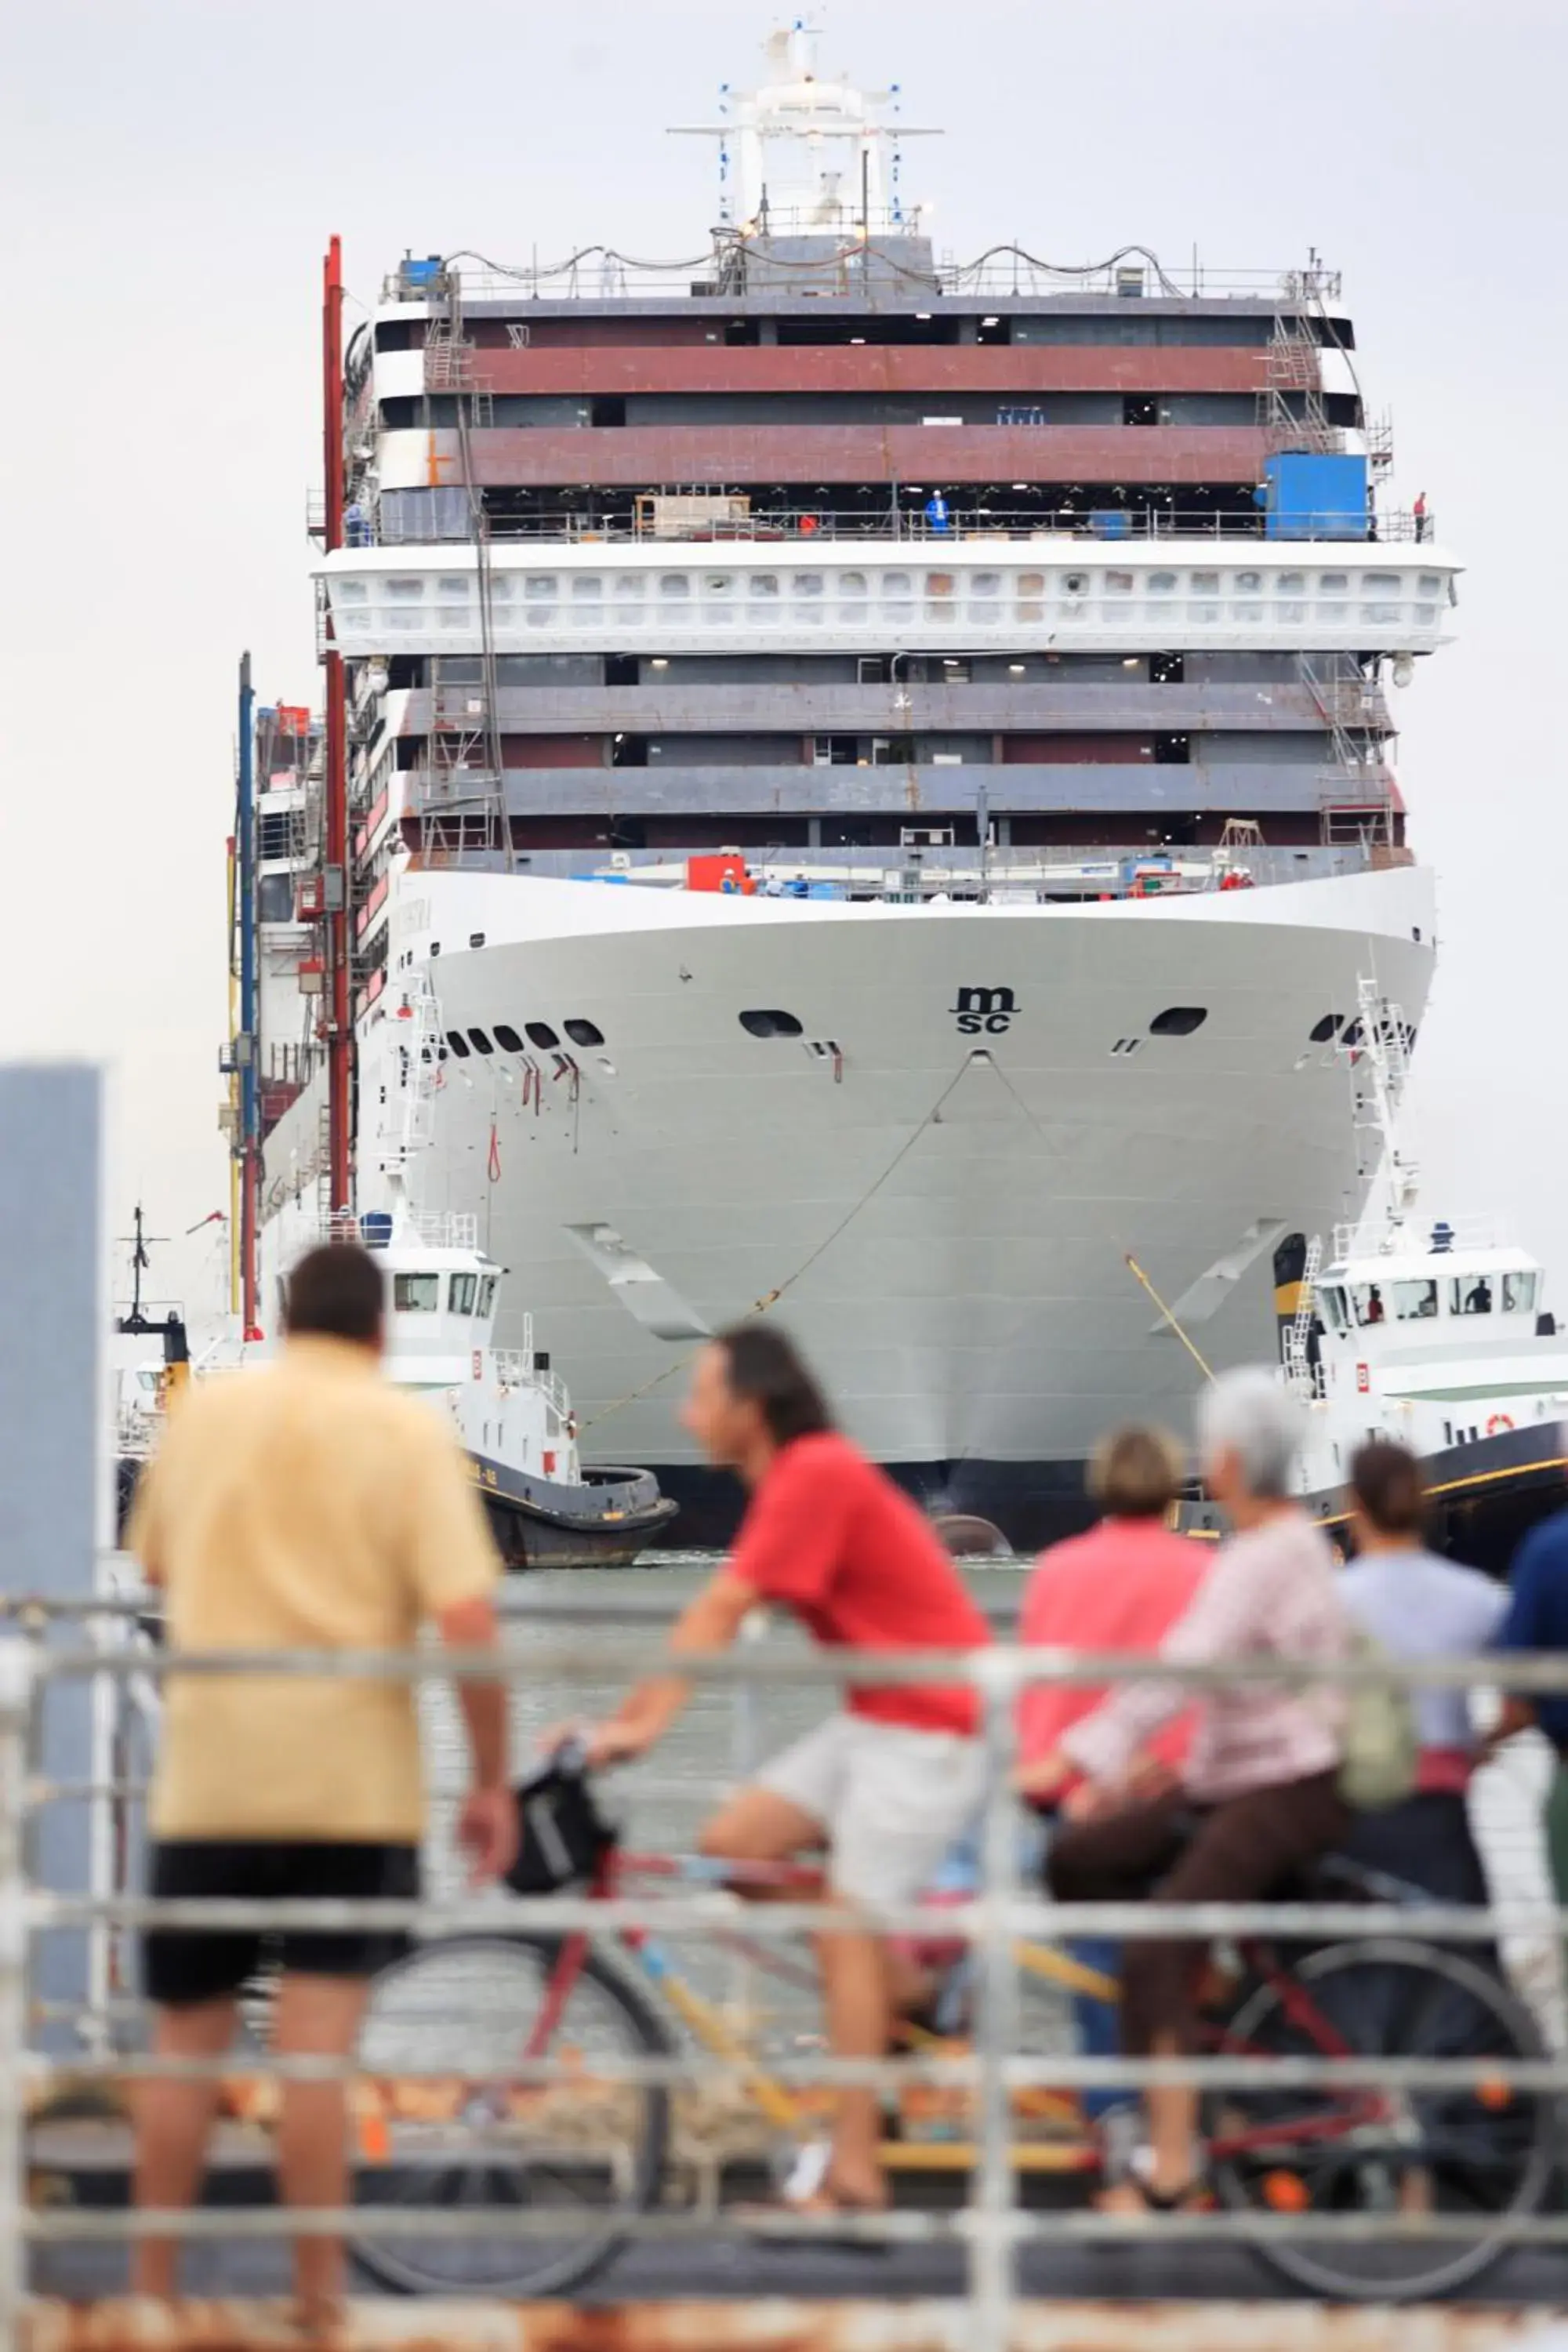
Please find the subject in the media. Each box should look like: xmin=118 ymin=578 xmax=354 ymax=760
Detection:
xmin=406 ymin=839 xmax=1395 ymax=899
xmin=489 ymin=1347 xmax=572 ymax=1418
xmin=430 ymin=256 xmax=1344 ymax=305
xmin=6 ymin=1587 xmax=1568 ymax=2346
xmin=367 ymin=502 xmax=1432 ymax=550
xmin=319 ymin=1210 xmax=482 ymax=1254
xmin=1328 ymin=1211 xmax=1512 ymax=1267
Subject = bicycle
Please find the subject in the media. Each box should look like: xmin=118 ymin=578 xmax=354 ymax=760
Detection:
xmin=347 ymin=1759 xmax=1555 ymax=2304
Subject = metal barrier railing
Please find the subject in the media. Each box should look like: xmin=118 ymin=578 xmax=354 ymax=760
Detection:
xmin=5 ymin=1607 xmax=1568 ymax=2343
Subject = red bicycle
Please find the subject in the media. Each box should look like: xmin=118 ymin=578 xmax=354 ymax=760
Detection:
xmin=347 ymin=1762 xmax=1555 ymax=2303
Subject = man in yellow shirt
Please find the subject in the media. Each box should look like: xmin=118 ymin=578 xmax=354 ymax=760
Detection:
xmin=129 ymin=1240 xmax=514 ymax=2322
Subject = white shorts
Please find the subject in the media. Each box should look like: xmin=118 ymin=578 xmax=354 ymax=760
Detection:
xmin=757 ymin=1711 xmax=988 ymax=1914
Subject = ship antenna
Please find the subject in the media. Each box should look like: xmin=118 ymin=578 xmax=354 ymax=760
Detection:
xmin=116 ymin=1204 xmax=170 ymax=1336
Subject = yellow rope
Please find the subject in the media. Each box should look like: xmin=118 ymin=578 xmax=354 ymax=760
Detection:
xmin=1123 ymin=1252 xmax=1214 ymax=1381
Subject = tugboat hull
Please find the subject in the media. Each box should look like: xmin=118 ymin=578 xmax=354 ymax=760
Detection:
xmin=473 ymin=1454 xmax=678 ymax=1570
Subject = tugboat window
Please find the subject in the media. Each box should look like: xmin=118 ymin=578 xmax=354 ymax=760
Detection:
xmin=449 ymin=1273 xmax=477 ymax=1315
xmin=476 ymin=1275 xmax=498 ymax=1318
xmin=739 ymin=1010 xmax=804 ymax=1039
xmin=1319 ymin=1286 xmax=1349 ymax=1333
xmin=564 ymin=1018 xmax=605 ymax=1047
xmin=1149 ymin=1006 xmax=1207 ymax=1036
xmin=1391 ymin=1278 xmax=1439 ymax=1321
xmin=394 ymin=1273 xmax=440 ymax=1312
xmin=445 ymin=1031 xmax=471 ymax=1058
xmin=525 ymin=1022 xmax=561 ymax=1050
xmin=1450 ymin=1276 xmax=1494 ymax=1316
xmin=493 ymin=1024 xmax=524 ymax=1052
xmin=1503 ymin=1271 xmax=1539 ymax=1314
xmin=467 ymin=1029 xmax=494 ymax=1054
xmin=1350 ymin=1283 xmax=1387 ymax=1328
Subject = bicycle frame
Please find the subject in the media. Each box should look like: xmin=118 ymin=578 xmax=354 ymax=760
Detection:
xmin=514 ymin=1847 xmax=1397 ymax=2179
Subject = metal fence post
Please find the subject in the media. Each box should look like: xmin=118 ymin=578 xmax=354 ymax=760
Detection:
xmin=0 ymin=1638 xmax=38 ymax=2347
xmin=969 ymin=1650 xmax=1020 ymax=2352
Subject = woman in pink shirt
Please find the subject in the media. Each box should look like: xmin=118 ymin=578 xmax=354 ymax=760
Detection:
xmin=1014 ymin=1425 xmax=1207 ymax=2132
xmin=1016 ymin=1425 xmax=1208 ymax=1801
xmin=1038 ymin=1370 xmax=1352 ymax=2212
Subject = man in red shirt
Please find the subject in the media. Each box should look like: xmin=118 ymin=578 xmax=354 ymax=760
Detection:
xmin=586 ymin=1323 xmax=989 ymax=2217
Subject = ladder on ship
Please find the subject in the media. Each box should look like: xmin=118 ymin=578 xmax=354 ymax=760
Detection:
xmin=1344 ymin=974 xmax=1418 ymax=1210
xmin=418 ymin=271 xmax=510 ymax=870
xmin=1283 ymin=1234 xmax=1323 ymax=1400
xmin=1257 ymin=318 xmax=1340 ymax=457
xmin=1300 ymin=653 xmax=1394 ymax=848
xmin=380 ymin=973 xmax=445 ymax=1179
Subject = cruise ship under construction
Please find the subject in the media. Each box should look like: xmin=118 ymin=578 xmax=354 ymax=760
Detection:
xmin=232 ymin=24 xmax=1460 ymax=1548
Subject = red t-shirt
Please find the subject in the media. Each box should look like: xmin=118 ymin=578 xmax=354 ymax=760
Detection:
xmin=728 ymin=1432 xmax=990 ymax=1736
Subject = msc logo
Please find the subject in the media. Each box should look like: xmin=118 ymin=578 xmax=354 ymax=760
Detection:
xmin=952 ymin=985 xmax=1018 ymax=1036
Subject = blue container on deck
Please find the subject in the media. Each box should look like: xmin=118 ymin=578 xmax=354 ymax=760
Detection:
xmin=1089 ymin=510 xmax=1131 ymax=539
xmin=1263 ymin=453 xmax=1370 ymax=541
xmin=400 ymin=254 xmax=444 ymax=292
xmin=359 ymin=1211 xmax=394 ymax=1251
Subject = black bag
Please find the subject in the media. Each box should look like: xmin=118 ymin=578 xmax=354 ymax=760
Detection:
xmin=505 ymin=1759 xmax=616 ymax=1896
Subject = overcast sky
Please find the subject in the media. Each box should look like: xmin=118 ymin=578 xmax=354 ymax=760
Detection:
xmin=3 ymin=0 xmax=1564 ymax=1318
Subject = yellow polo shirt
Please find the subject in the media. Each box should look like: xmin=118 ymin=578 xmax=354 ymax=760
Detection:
xmin=129 ymin=1335 xmax=501 ymax=1842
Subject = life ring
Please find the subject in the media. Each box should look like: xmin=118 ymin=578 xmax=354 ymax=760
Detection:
xmin=1486 ymin=1413 xmax=1515 ymax=1437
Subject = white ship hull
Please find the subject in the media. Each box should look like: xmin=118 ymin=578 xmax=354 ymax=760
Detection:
xmin=306 ymin=863 xmax=1438 ymax=1526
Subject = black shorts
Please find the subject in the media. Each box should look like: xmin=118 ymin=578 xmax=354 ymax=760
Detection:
xmin=143 ymin=1838 xmax=420 ymax=2008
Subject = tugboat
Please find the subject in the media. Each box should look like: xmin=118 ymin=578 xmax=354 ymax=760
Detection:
xmin=354 ymin=1204 xmax=677 ymax=1569
xmin=1288 ymin=1220 xmax=1568 ymax=1573
xmin=1185 ymin=979 xmax=1568 ymax=1571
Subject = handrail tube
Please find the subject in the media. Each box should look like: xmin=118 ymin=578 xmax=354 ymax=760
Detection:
xmin=24 ymin=1894 xmax=1568 ymax=1944
xmin=20 ymin=1639 xmax=1568 ymax=1696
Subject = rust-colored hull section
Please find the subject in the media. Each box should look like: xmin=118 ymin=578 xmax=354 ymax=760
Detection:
xmin=383 ymin=424 xmax=1269 ymax=491
xmin=456 ymin=347 xmax=1289 ymax=398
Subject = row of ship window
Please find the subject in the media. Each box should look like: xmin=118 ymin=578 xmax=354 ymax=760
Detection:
xmin=445 ymin=1019 xmax=605 ymax=1058
xmin=1320 ymin=1273 xmax=1538 ymax=1328
xmin=440 ymin=1007 xmax=1407 ymax=1057
xmin=347 ymin=569 xmax=1447 ymax=637
xmin=392 ymin=1271 xmax=498 ymax=1317
xmin=352 ymin=568 xmax=1449 ymax=604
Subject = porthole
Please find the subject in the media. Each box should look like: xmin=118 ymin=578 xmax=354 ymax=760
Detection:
xmin=445 ymin=1030 xmax=471 ymax=1058
xmin=467 ymin=1029 xmax=495 ymax=1054
xmin=1308 ymin=1013 xmax=1343 ymax=1044
xmin=493 ymin=1023 xmax=524 ymax=1052
xmin=739 ymin=1010 xmax=804 ymax=1040
xmin=525 ymin=1021 xmax=561 ymax=1050
xmin=1149 ymin=1007 xmax=1207 ymax=1036
xmin=1063 ymin=572 xmax=1088 ymax=597
xmin=564 ymin=1018 xmax=605 ymax=1047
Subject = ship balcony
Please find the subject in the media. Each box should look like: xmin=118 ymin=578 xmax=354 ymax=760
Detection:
xmin=320 ymin=541 xmax=1457 ymax=662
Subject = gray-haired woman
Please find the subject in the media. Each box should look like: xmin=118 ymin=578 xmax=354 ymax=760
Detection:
xmin=1036 ymin=1368 xmax=1352 ymax=2211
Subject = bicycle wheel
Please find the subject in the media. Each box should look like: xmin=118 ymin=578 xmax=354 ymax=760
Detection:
xmin=350 ymin=1933 xmax=673 ymax=2298
xmin=1208 ymin=1936 xmax=1554 ymax=2301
